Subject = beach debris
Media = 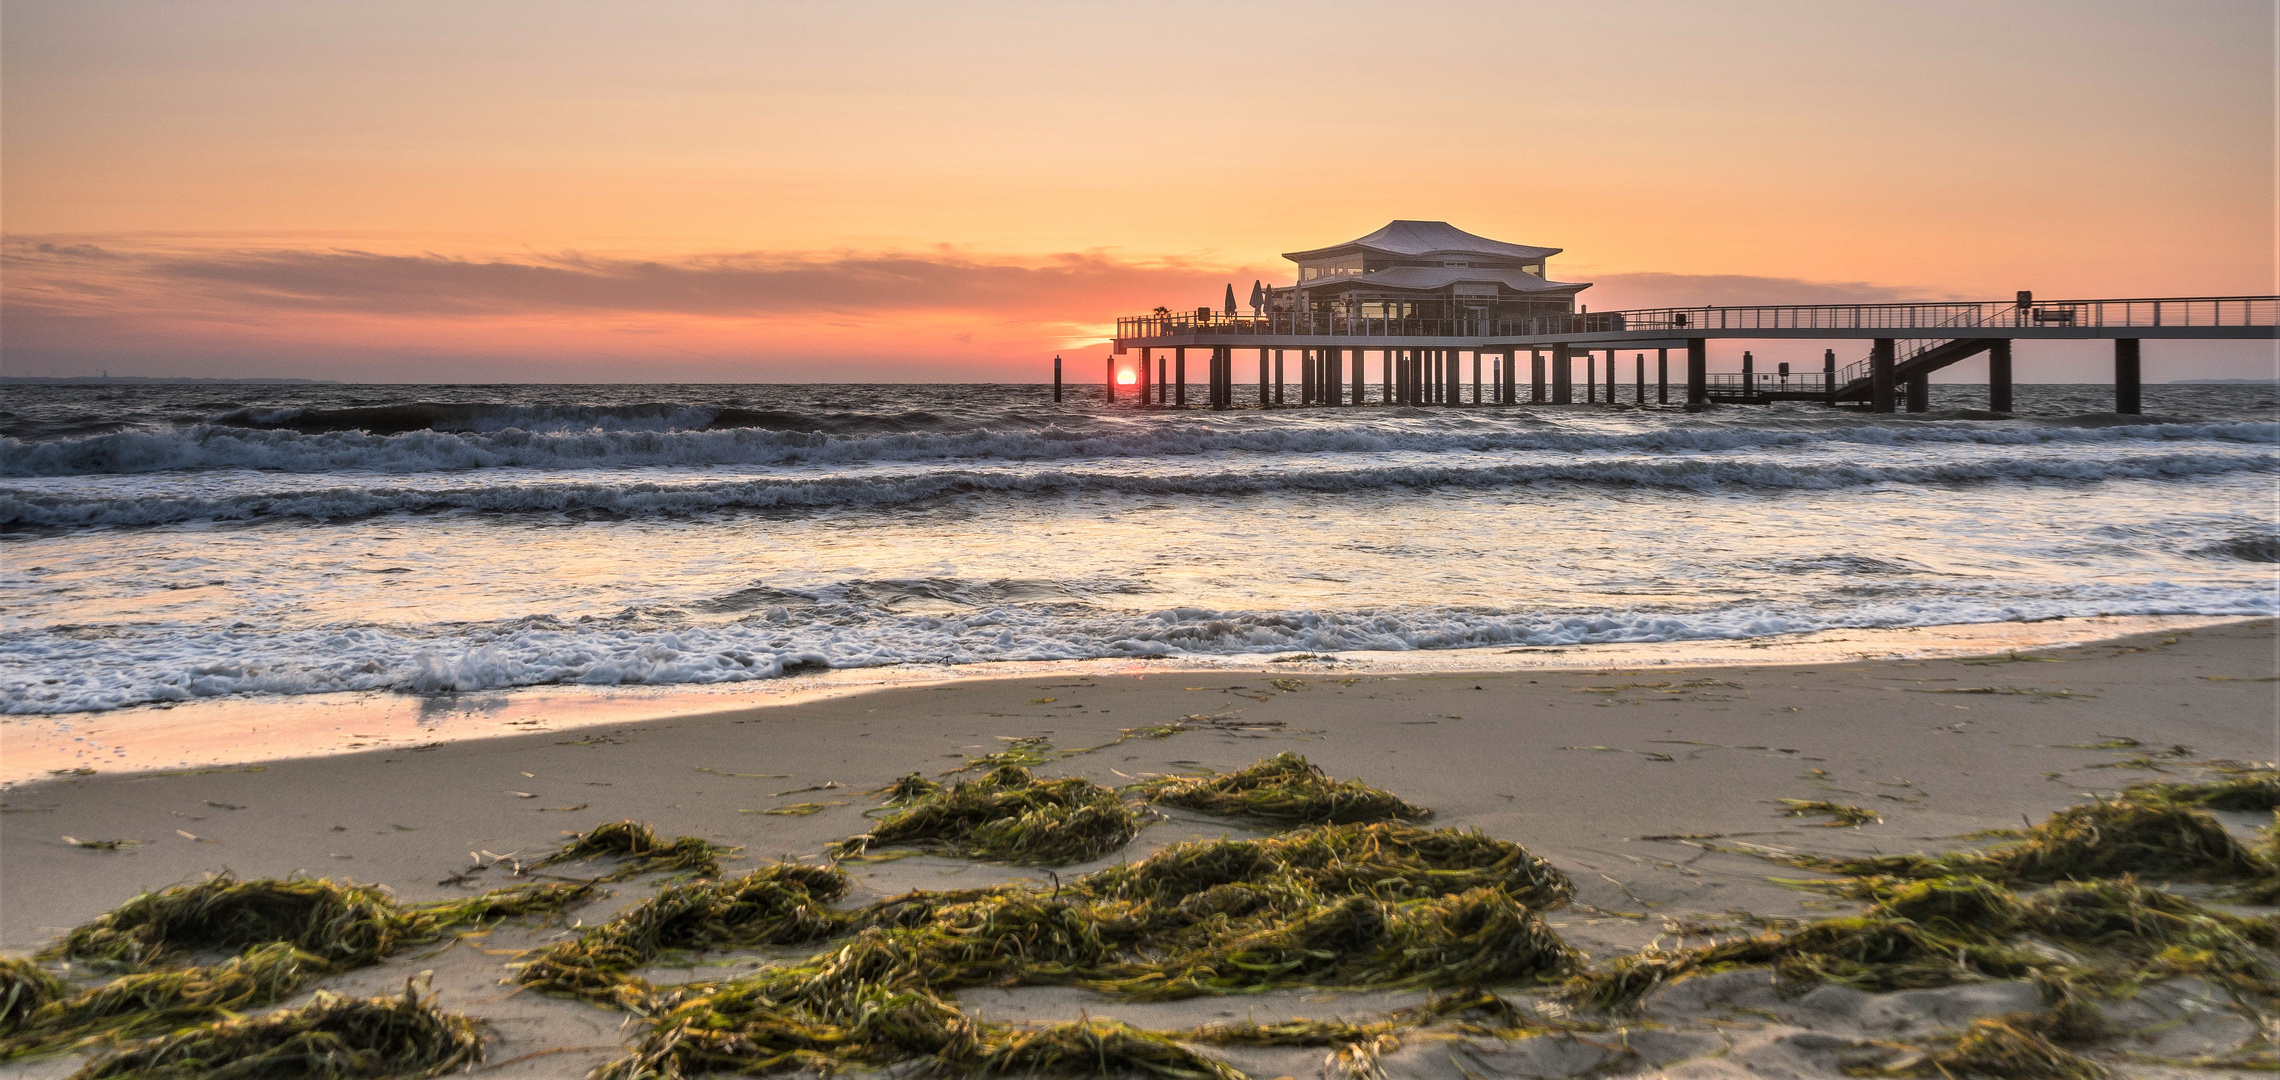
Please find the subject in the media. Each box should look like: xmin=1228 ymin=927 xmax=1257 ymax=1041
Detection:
xmin=749 ymin=802 xmax=845 ymax=816
xmin=769 ymin=782 xmax=842 ymax=797
xmin=527 ymin=820 xmax=735 ymax=881
xmin=1776 ymin=799 xmax=1882 ymax=828
xmin=172 ymin=830 xmax=216 ymax=844
xmin=61 ymin=837 xmax=138 ymax=850
xmin=1133 ymin=752 xmax=1431 ymax=825
xmin=538 ymin=803 xmax=589 ymax=812
xmin=830 ymin=765 xmax=1142 ymax=865
xmin=201 ymin=801 xmax=242 ymax=811
xmin=694 ymin=767 xmax=790 ymax=778
xmin=67 ymin=978 xmax=482 ymax=1080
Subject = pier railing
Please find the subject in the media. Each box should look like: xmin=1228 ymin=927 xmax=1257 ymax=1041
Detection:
xmin=1705 ymin=372 xmax=1834 ymax=396
xmin=1117 ymin=296 xmax=2279 ymax=343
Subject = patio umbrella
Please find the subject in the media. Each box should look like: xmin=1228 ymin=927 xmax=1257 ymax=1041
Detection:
xmin=1224 ymin=283 xmax=1237 ymax=315
xmin=1249 ymin=280 xmax=1264 ymax=313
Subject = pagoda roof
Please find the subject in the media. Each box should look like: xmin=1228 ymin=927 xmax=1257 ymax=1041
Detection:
xmin=1283 ymin=221 xmax=1561 ymax=263
xmin=1295 ymin=266 xmax=1589 ymax=295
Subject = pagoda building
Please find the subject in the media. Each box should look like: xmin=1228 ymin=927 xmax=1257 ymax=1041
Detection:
xmin=1267 ymin=220 xmax=1589 ymax=323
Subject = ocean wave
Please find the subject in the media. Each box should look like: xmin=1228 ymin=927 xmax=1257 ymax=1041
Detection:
xmin=3 ymin=415 xmax=2273 ymax=478
xmin=6 ymin=586 xmax=2270 ymax=714
xmin=3 ymin=450 xmax=2270 ymax=527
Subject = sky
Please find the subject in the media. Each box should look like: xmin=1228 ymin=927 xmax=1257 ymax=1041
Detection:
xmin=3 ymin=0 xmax=2273 ymax=383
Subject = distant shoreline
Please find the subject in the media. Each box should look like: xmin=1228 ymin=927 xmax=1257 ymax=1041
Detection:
xmin=0 ymin=376 xmax=339 ymax=385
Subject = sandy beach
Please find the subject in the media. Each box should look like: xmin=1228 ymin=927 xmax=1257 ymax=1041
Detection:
xmin=4 ymin=617 xmax=2276 ymax=1078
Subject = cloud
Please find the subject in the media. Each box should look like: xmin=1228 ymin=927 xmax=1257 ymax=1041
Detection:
xmin=5 ymin=240 xmax=1244 ymax=321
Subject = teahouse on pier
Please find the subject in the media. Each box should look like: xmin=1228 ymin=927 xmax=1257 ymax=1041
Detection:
xmin=1087 ymin=221 xmax=2277 ymax=414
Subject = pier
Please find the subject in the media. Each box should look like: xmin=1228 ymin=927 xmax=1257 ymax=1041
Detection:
xmin=1100 ymin=222 xmax=2277 ymax=414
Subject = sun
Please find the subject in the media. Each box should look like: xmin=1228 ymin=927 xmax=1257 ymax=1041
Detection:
xmin=1116 ymin=370 xmax=1137 ymax=385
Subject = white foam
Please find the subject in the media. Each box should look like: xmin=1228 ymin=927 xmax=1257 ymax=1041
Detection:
xmin=4 ymin=583 xmax=2271 ymax=714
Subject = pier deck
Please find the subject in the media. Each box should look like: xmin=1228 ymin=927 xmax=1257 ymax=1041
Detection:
xmin=1103 ymin=295 xmax=2277 ymax=413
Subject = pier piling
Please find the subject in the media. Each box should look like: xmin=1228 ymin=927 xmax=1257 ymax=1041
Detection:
xmin=1635 ymin=354 xmax=1645 ymax=403
xmin=1056 ymin=355 xmax=1063 ymax=402
xmin=1101 ymin=356 xmax=1111 ymax=403
xmin=1175 ymin=348 xmax=1187 ymax=407
xmin=1905 ymin=372 xmax=1929 ymax=413
xmin=1989 ymin=340 xmax=2012 ymax=412
xmin=1685 ymin=339 xmax=1707 ymax=405
xmin=1657 ymin=348 xmax=1669 ymax=404
xmin=2115 ymin=339 xmax=2141 ymax=414
xmin=1870 ymin=339 xmax=1896 ymax=413
xmin=1138 ymin=348 xmax=1152 ymax=403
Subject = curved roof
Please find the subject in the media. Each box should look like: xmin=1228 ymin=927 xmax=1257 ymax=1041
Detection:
xmin=1296 ymin=266 xmax=1588 ymax=295
xmin=1284 ymin=220 xmax=1561 ymax=263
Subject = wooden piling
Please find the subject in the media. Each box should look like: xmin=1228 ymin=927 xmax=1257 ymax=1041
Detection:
xmin=1350 ymin=349 xmax=1363 ymax=406
xmin=1532 ymin=350 xmax=1546 ymax=403
xmin=1137 ymin=347 xmax=1151 ymax=403
xmin=2115 ymin=338 xmax=2141 ymax=414
xmin=1259 ymin=348 xmax=1269 ymax=406
xmin=1326 ymin=346 xmax=1344 ymax=406
xmin=1585 ymin=351 xmax=1595 ymax=403
xmin=1988 ymin=339 xmax=2012 ymax=413
xmin=1472 ymin=350 xmax=1482 ymax=405
xmin=1822 ymin=349 xmax=1835 ymax=404
xmin=1553 ymin=346 xmax=1573 ymax=404
xmin=1905 ymin=372 xmax=1929 ymax=413
xmin=1102 ymin=356 xmax=1112 ymax=403
xmin=1156 ymin=355 xmax=1167 ymax=405
xmin=1635 ymin=353 xmax=1645 ymax=403
xmin=1685 ymin=339 xmax=1707 ymax=405
xmin=1274 ymin=349 xmax=1285 ymax=405
xmin=1175 ymin=348 xmax=1187 ymax=407
xmin=1657 ymin=348 xmax=1669 ymax=405
xmin=1055 ymin=355 xmax=1064 ymax=402
xmin=1870 ymin=339 xmax=1896 ymax=413
xmin=1607 ymin=350 xmax=1617 ymax=403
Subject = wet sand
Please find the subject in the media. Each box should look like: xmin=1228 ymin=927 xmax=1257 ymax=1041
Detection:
xmin=2 ymin=618 xmax=2275 ymax=1078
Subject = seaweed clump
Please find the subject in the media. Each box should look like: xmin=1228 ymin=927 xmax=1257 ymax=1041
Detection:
xmin=527 ymin=820 xmax=735 ymax=881
xmin=1776 ymin=799 xmax=1881 ymax=828
xmin=1565 ymin=872 xmax=2280 ymax=1014
xmin=1788 ymin=798 xmax=2268 ymax=886
xmin=0 ymin=958 xmax=64 ymax=1036
xmin=572 ymin=822 xmax=1574 ymax=1079
xmin=518 ymin=863 xmax=853 ymax=1006
xmin=71 ymin=980 xmax=482 ymax=1080
xmin=2121 ymin=772 xmax=2280 ymax=811
xmin=832 ymin=765 xmax=1142 ymax=866
xmin=1139 ymin=752 xmax=1431 ymax=825
xmin=6 ymin=877 xmax=586 ymax=1060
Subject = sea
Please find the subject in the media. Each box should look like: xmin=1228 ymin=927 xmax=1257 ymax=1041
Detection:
xmin=3 ymin=381 xmax=2275 ymax=726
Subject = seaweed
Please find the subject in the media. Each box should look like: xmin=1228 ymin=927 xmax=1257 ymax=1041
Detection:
xmin=973 ymin=1017 xmax=1245 ymax=1080
xmin=1785 ymin=798 xmax=2268 ymax=885
xmin=587 ymin=823 xmax=1572 ymax=1078
xmin=0 ymin=958 xmax=64 ymax=1035
xmin=528 ymin=820 xmax=734 ymax=881
xmin=69 ymin=979 xmax=482 ymax=1080
xmin=832 ymin=766 xmax=1143 ymax=866
xmin=517 ymin=863 xmax=853 ymax=1005
xmin=2121 ymin=772 xmax=2280 ymax=811
xmin=1137 ymin=753 xmax=1430 ymax=826
xmin=10 ymin=877 xmax=585 ymax=1060
xmin=1777 ymin=799 xmax=1881 ymax=828
xmin=1855 ymin=1006 xmax=2107 ymax=1080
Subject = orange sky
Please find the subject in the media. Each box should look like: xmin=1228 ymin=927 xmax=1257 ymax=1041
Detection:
xmin=3 ymin=1 xmax=2273 ymax=382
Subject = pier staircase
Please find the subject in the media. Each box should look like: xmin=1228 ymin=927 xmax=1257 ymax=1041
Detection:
xmin=1825 ymin=338 xmax=2000 ymax=403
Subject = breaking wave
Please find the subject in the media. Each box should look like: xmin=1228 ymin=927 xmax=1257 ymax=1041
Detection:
xmin=4 ymin=417 xmax=2273 ymax=478
xmin=6 ymin=584 xmax=2271 ymax=714
xmin=4 ymin=450 xmax=2270 ymax=527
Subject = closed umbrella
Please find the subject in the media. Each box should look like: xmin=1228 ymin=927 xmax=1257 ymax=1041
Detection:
xmin=1224 ymin=283 xmax=1237 ymax=316
xmin=1248 ymin=280 xmax=1264 ymax=313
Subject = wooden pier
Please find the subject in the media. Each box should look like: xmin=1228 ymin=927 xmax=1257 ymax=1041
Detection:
xmin=1107 ymin=294 xmax=2278 ymax=414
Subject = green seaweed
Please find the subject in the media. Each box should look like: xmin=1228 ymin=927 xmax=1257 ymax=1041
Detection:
xmin=1786 ymin=798 xmax=2268 ymax=885
xmin=68 ymin=979 xmax=482 ymax=1080
xmin=832 ymin=766 xmax=1143 ymax=866
xmin=527 ymin=820 xmax=735 ymax=880
xmin=0 ymin=958 xmax=64 ymax=1036
xmin=1777 ymin=799 xmax=1881 ymax=828
xmin=1136 ymin=753 xmax=1430 ymax=826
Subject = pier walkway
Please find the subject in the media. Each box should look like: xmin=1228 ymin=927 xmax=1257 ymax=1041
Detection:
xmin=1104 ymin=295 xmax=2277 ymax=413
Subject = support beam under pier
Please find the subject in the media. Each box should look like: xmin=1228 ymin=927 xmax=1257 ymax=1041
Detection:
xmin=2116 ymin=339 xmax=2141 ymax=415
xmin=1988 ymin=340 xmax=2010 ymax=413
xmin=1175 ymin=348 xmax=1187 ymax=407
xmin=1685 ymin=339 xmax=1707 ymax=406
xmin=1870 ymin=339 xmax=1895 ymax=413
xmin=1905 ymin=372 xmax=1929 ymax=413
